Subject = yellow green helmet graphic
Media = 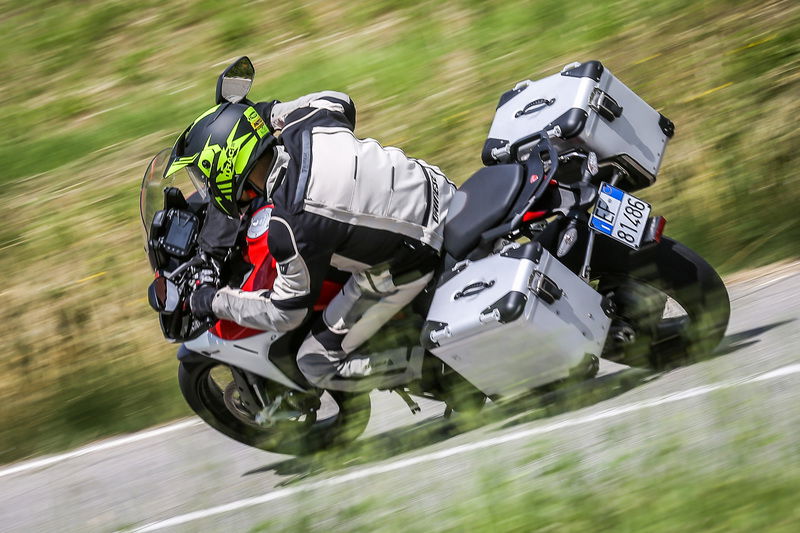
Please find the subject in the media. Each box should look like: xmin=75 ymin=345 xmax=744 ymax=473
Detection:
xmin=165 ymin=103 xmax=275 ymax=216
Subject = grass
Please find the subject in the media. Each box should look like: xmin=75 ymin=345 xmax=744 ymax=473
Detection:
xmin=317 ymin=468 xmax=800 ymax=533
xmin=244 ymin=398 xmax=800 ymax=533
xmin=0 ymin=0 xmax=799 ymax=464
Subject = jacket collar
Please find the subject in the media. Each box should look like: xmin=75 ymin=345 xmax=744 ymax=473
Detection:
xmin=265 ymin=145 xmax=290 ymax=202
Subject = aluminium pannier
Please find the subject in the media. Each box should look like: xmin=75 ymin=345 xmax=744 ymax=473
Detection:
xmin=422 ymin=242 xmax=611 ymax=398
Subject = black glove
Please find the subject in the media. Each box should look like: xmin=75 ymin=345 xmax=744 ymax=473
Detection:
xmin=189 ymin=284 xmax=218 ymax=319
xmin=192 ymin=252 xmax=222 ymax=286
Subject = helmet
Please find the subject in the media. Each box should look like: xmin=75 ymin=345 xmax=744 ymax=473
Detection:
xmin=164 ymin=103 xmax=275 ymax=216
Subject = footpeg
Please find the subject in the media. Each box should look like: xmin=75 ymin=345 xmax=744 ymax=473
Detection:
xmin=394 ymin=388 xmax=421 ymax=414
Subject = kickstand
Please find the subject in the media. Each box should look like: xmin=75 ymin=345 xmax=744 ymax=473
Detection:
xmin=393 ymin=388 xmax=421 ymax=414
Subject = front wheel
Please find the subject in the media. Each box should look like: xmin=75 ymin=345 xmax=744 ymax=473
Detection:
xmin=592 ymin=237 xmax=730 ymax=369
xmin=178 ymin=359 xmax=371 ymax=455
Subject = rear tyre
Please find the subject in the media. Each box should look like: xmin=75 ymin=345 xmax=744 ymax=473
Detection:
xmin=593 ymin=237 xmax=730 ymax=369
xmin=178 ymin=359 xmax=371 ymax=455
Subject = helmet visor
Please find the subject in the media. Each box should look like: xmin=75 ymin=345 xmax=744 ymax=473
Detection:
xmin=139 ymin=148 xmax=208 ymax=241
xmin=185 ymin=166 xmax=209 ymax=199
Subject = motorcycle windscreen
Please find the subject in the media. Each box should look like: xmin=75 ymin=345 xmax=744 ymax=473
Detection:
xmin=139 ymin=148 xmax=208 ymax=241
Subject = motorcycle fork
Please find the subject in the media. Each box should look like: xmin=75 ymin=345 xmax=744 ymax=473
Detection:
xmin=230 ymin=367 xmax=267 ymax=413
xmin=232 ymin=366 xmax=324 ymax=426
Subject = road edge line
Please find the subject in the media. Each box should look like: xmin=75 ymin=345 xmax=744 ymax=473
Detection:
xmin=0 ymin=419 xmax=202 ymax=480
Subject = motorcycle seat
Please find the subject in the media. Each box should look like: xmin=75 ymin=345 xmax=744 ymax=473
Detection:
xmin=443 ymin=164 xmax=524 ymax=260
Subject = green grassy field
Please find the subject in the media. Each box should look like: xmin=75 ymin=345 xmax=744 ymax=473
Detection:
xmin=0 ymin=0 xmax=798 ymax=465
xmin=242 ymin=378 xmax=800 ymax=532
xmin=250 ymin=464 xmax=800 ymax=532
xmin=250 ymin=462 xmax=800 ymax=532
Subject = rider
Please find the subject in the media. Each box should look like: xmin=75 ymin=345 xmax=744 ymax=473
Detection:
xmin=164 ymin=91 xmax=455 ymax=392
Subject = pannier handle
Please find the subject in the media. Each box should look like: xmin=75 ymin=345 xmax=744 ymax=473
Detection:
xmin=515 ymin=98 xmax=556 ymax=118
xmin=454 ymin=280 xmax=496 ymax=300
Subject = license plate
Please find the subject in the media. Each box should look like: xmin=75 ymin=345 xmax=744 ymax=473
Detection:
xmin=589 ymin=182 xmax=651 ymax=249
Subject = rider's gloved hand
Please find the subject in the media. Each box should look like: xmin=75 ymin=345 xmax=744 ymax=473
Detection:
xmin=193 ymin=266 xmax=219 ymax=287
xmin=192 ymin=252 xmax=222 ymax=286
xmin=188 ymin=252 xmax=223 ymax=320
xmin=189 ymin=284 xmax=218 ymax=319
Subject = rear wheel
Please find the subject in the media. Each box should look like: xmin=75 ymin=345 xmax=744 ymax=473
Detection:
xmin=593 ymin=237 xmax=730 ymax=369
xmin=178 ymin=359 xmax=371 ymax=455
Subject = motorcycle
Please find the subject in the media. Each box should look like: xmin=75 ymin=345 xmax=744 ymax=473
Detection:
xmin=139 ymin=57 xmax=730 ymax=455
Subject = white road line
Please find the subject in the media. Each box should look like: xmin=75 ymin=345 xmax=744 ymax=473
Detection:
xmin=751 ymin=364 xmax=800 ymax=382
xmin=730 ymin=271 xmax=800 ymax=302
xmin=124 ymin=362 xmax=800 ymax=532
xmin=0 ymin=420 xmax=202 ymax=480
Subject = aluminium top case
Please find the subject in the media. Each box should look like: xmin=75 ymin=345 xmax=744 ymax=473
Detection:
xmin=482 ymin=60 xmax=674 ymax=191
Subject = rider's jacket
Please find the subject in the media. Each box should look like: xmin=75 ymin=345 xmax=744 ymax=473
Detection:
xmin=210 ymin=92 xmax=455 ymax=332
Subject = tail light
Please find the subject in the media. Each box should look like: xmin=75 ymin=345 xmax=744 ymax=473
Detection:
xmin=643 ymin=216 xmax=667 ymax=244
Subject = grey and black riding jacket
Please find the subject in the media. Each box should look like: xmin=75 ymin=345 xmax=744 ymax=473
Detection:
xmin=210 ymin=91 xmax=456 ymax=332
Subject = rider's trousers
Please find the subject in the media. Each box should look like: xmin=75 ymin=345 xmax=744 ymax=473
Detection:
xmin=296 ymin=269 xmax=432 ymax=392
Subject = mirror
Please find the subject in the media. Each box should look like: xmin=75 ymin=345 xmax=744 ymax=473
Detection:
xmin=148 ymin=276 xmax=181 ymax=313
xmin=215 ymin=56 xmax=255 ymax=104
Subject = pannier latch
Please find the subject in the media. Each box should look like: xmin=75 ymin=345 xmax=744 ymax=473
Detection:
xmin=479 ymin=308 xmax=502 ymax=324
xmin=589 ymin=88 xmax=623 ymax=122
xmin=429 ymin=326 xmax=452 ymax=344
xmin=529 ymin=271 xmax=563 ymax=304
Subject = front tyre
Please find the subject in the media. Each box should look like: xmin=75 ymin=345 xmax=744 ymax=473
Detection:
xmin=178 ymin=359 xmax=371 ymax=456
xmin=593 ymin=237 xmax=730 ymax=369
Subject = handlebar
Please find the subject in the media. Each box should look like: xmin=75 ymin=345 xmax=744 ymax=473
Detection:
xmin=164 ymin=255 xmax=204 ymax=281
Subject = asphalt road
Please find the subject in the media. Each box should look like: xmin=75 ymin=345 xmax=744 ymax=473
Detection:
xmin=1 ymin=261 xmax=799 ymax=532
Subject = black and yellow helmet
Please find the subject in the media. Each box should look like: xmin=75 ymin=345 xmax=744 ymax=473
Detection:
xmin=165 ymin=103 xmax=275 ymax=216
